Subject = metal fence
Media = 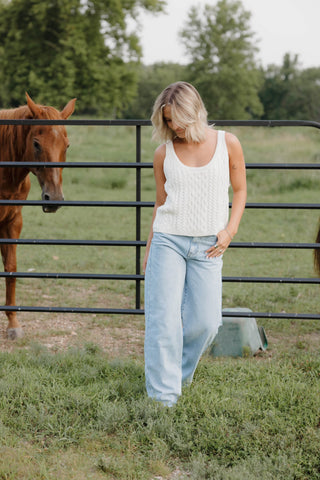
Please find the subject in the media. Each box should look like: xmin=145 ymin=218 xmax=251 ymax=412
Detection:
xmin=0 ymin=118 xmax=319 ymax=320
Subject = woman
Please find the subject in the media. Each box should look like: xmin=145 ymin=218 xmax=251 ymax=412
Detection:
xmin=143 ymin=82 xmax=247 ymax=406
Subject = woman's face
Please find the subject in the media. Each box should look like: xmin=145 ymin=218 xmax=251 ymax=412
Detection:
xmin=163 ymin=105 xmax=186 ymax=139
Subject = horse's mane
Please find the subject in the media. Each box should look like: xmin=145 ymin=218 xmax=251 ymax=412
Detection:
xmin=0 ymin=105 xmax=31 ymax=120
xmin=0 ymin=104 xmax=61 ymax=120
xmin=0 ymin=103 xmax=61 ymax=164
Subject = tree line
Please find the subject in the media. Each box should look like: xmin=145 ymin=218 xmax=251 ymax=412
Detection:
xmin=0 ymin=0 xmax=319 ymax=121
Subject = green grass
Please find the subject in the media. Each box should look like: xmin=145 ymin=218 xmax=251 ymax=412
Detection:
xmin=0 ymin=345 xmax=319 ymax=479
xmin=0 ymin=124 xmax=319 ymax=479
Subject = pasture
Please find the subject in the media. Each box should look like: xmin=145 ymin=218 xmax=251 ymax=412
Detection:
xmin=0 ymin=124 xmax=319 ymax=479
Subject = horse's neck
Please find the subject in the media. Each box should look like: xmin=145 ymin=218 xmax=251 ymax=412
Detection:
xmin=0 ymin=108 xmax=31 ymax=196
xmin=0 ymin=105 xmax=30 ymax=159
xmin=0 ymin=165 xmax=30 ymax=199
xmin=0 ymin=105 xmax=29 ymax=120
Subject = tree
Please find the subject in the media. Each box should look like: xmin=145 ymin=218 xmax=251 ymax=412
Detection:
xmin=289 ymin=67 xmax=320 ymax=121
xmin=179 ymin=0 xmax=263 ymax=119
xmin=124 ymin=62 xmax=189 ymax=119
xmin=0 ymin=0 xmax=165 ymax=115
xmin=259 ymin=53 xmax=300 ymax=119
xmin=259 ymin=54 xmax=320 ymax=120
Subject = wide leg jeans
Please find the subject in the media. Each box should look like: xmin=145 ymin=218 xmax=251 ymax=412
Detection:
xmin=144 ymin=232 xmax=223 ymax=406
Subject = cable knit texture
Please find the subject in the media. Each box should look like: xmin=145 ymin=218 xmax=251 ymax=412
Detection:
xmin=153 ymin=130 xmax=230 ymax=236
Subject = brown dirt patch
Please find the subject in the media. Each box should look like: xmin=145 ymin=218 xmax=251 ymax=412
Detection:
xmin=1 ymin=311 xmax=319 ymax=361
xmin=0 ymin=312 xmax=145 ymax=357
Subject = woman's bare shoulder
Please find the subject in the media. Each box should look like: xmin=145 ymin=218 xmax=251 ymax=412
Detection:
xmin=153 ymin=143 xmax=166 ymax=165
xmin=225 ymin=131 xmax=242 ymax=148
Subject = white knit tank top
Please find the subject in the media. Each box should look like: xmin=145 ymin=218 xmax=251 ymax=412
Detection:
xmin=153 ymin=130 xmax=230 ymax=237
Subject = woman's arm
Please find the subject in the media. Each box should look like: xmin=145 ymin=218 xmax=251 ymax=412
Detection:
xmin=226 ymin=131 xmax=247 ymax=237
xmin=207 ymin=132 xmax=247 ymax=258
xmin=142 ymin=144 xmax=167 ymax=273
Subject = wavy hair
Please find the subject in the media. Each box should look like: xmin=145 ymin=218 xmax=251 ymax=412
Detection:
xmin=151 ymin=82 xmax=209 ymax=143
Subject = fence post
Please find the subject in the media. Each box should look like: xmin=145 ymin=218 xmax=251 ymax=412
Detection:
xmin=135 ymin=125 xmax=142 ymax=309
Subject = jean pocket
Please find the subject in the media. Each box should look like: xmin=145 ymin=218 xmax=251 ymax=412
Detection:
xmin=201 ymin=235 xmax=218 ymax=249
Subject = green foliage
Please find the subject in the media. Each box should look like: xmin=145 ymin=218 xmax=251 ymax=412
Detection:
xmin=259 ymin=53 xmax=320 ymax=121
xmin=0 ymin=0 xmax=319 ymax=121
xmin=0 ymin=0 xmax=165 ymax=115
xmin=180 ymin=0 xmax=264 ymax=119
xmin=124 ymin=62 xmax=189 ymax=119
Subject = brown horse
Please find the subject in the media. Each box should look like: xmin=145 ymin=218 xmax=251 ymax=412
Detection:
xmin=0 ymin=93 xmax=76 ymax=339
xmin=315 ymin=220 xmax=320 ymax=277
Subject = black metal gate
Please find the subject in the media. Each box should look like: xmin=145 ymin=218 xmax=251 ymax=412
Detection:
xmin=0 ymin=118 xmax=319 ymax=320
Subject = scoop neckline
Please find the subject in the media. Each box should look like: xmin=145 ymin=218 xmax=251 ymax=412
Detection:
xmin=171 ymin=131 xmax=221 ymax=169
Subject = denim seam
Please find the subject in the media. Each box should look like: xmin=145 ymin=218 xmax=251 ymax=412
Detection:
xmin=144 ymin=242 xmax=153 ymax=392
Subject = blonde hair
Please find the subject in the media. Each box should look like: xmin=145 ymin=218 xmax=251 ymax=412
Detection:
xmin=151 ymin=82 xmax=208 ymax=143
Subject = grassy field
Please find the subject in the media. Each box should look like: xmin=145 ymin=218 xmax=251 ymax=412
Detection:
xmin=0 ymin=124 xmax=319 ymax=479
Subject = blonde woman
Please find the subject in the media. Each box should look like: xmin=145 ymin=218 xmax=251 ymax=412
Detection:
xmin=143 ymin=82 xmax=247 ymax=406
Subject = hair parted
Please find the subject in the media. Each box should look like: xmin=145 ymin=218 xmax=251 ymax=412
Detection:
xmin=151 ymin=82 xmax=209 ymax=143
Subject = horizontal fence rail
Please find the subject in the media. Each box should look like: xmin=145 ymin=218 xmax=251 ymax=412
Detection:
xmin=0 ymin=239 xmax=318 ymax=248
xmin=1 ymin=161 xmax=320 ymax=169
xmin=1 ymin=119 xmax=320 ymax=128
xmin=1 ymin=200 xmax=320 ymax=209
xmin=0 ymin=118 xmax=319 ymax=321
xmin=0 ymin=272 xmax=319 ymax=285
xmin=1 ymin=305 xmax=319 ymax=320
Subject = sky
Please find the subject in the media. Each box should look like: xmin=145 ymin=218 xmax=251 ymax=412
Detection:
xmin=139 ymin=0 xmax=320 ymax=69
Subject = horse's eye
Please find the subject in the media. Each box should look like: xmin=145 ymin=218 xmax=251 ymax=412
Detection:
xmin=33 ymin=138 xmax=42 ymax=154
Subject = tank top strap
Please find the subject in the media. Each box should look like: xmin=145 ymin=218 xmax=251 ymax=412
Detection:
xmin=166 ymin=140 xmax=174 ymax=152
xmin=216 ymin=129 xmax=225 ymax=146
xmin=216 ymin=130 xmax=228 ymax=157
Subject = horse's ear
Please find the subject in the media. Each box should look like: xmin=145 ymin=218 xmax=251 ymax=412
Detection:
xmin=60 ymin=98 xmax=76 ymax=119
xmin=25 ymin=92 xmax=42 ymax=118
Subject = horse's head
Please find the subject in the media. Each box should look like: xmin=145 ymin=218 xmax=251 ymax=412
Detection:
xmin=25 ymin=93 xmax=76 ymax=213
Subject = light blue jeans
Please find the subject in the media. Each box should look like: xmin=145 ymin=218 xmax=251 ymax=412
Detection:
xmin=144 ymin=232 xmax=223 ymax=406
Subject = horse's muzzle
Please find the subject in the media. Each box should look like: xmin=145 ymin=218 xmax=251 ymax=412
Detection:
xmin=42 ymin=205 xmax=61 ymax=213
xmin=42 ymin=193 xmax=64 ymax=213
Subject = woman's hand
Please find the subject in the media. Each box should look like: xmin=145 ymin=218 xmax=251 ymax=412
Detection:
xmin=206 ymin=228 xmax=233 ymax=258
